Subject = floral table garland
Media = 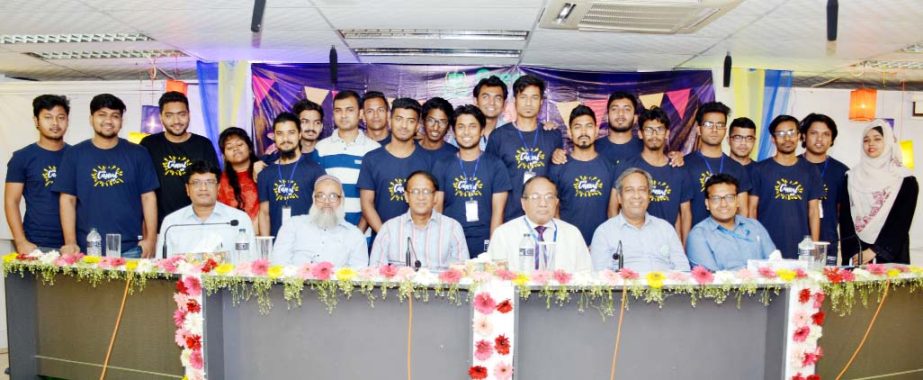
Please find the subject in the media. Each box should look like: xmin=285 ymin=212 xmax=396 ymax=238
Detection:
xmin=3 ymin=250 xmax=923 ymax=380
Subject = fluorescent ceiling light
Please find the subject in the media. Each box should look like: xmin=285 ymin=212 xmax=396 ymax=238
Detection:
xmin=901 ymin=42 xmax=923 ymax=54
xmin=354 ymin=48 xmax=521 ymax=58
xmin=555 ymin=3 xmax=577 ymax=24
xmin=854 ymin=60 xmax=923 ymax=70
xmin=27 ymin=49 xmax=187 ymax=60
xmin=339 ymin=29 xmax=528 ymax=41
xmin=0 ymin=33 xmax=153 ymax=44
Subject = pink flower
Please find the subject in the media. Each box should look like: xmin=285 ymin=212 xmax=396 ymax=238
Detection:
xmin=895 ymin=265 xmax=910 ymax=273
xmin=158 ymin=256 xmax=182 ymax=273
xmin=470 ymin=271 xmax=491 ymax=283
xmin=473 ymin=293 xmax=496 ymax=315
xmin=54 ymin=257 xmax=72 ymax=266
xmin=182 ymin=276 xmax=202 ymax=297
xmin=173 ymin=309 xmax=187 ymax=327
xmin=473 ymin=316 xmax=494 ymax=337
xmin=792 ymin=310 xmax=809 ymax=327
xmin=174 ymin=328 xmax=189 ymax=347
xmin=494 ymin=269 xmax=516 ymax=281
xmin=792 ymin=326 xmax=810 ymax=342
xmin=841 ymin=269 xmax=856 ymax=282
xmin=530 ymin=270 xmax=550 ymax=285
xmin=474 ymin=339 xmax=494 ymax=361
xmin=311 ymin=262 xmax=333 ymax=280
xmin=297 ymin=264 xmax=314 ymax=280
xmin=618 ymin=268 xmax=639 ymax=280
xmin=758 ymin=266 xmax=777 ymax=279
xmin=189 ymin=349 xmax=204 ymax=370
xmin=395 ymin=266 xmax=416 ymax=281
xmin=379 ymin=264 xmax=398 ymax=279
xmin=250 ymin=259 xmax=269 ymax=276
xmin=812 ymin=292 xmax=825 ymax=309
xmin=735 ymin=268 xmax=755 ymax=281
xmin=173 ymin=293 xmax=189 ymax=309
xmin=802 ymin=346 xmax=823 ymax=366
xmin=794 ymin=268 xmax=808 ymax=279
xmin=668 ymin=271 xmax=690 ymax=283
xmin=866 ymin=263 xmax=886 ymax=276
xmin=600 ymin=269 xmax=620 ymax=285
xmin=357 ymin=266 xmax=378 ymax=280
xmin=439 ymin=268 xmax=463 ymax=284
xmin=493 ymin=362 xmax=513 ymax=380
xmin=552 ymin=269 xmax=572 ymax=285
xmin=233 ymin=261 xmax=251 ymax=276
xmin=691 ymin=266 xmax=714 ymax=285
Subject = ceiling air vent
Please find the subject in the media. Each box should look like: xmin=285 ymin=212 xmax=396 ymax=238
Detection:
xmin=541 ymin=0 xmax=742 ymax=34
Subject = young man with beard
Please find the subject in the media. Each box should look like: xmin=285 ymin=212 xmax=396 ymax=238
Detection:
xmin=798 ymin=113 xmax=848 ymax=262
xmin=485 ymin=75 xmax=563 ymax=220
xmin=5 ymin=95 xmax=71 ymax=254
xmin=616 ymin=107 xmax=694 ymax=242
xmin=432 ymin=105 xmax=511 ymax=256
xmin=53 ymin=94 xmax=159 ymax=258
xmin=418 ymin=97 xmax=459 ymax=161
xmin=683 ymin=102 xmax=751 ymax=226
xmin=293 ymin=98 xmax=324 ymax=161
xmin=358 ymin=98 xmax=431 ymax=234
xmin=597 ymin=91 xmax=644 ymax=166
xmin=272 ymin=175 xmax=368 ymax=267
xmin=362 ymin=91 xmax=391 ymax=145
xmin=257 ymin=112 xmax=326 ymax=237
xmin=140 ymin=91 xmax=220 ymax=228
xmin=549 ymin=105 xmax=617 ymax=245
xmin=749 ymin=115 xmax=822 ymax=258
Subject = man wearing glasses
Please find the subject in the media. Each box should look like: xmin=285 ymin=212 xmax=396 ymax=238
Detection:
xmin=683 ymin=102 xmax=752 ymax=226
xmin=487 ymin=176 xmax=591 ymax=273
xmin=686 ymin=174 xmax=775 ymax=271
xmin=418 ymin=97 xmax=459 ymax=161
xmin=273 ymin=175 xmax=368 ymax=267
xmin=157 ymin=161 xmax=255 ymax=258
xmin=728 ymin=117 xmax=758 ymax=168
xmin=370 ymin=171 xmax=468 ymax=269
xmin=748 ymin=115 xmax=822 ymax=258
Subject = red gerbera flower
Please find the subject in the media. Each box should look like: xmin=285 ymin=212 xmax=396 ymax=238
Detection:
xmin=495 ymin=334 xmax=511 ymax=355
xmin=496 ymin=299 xmax=513 ymax=314
xmin=798 ymin=289 xmax=812 ymax=304
xmin=793 ymin=326 xmax=810 ymax=343
xmin=811 ymin=311 xmax=826 ymax=326
xmin=468 ymin=365 xmax=488 ymax=379
xmin=185 ymin=334 xmax=202 ymax=350
xmin=186 ymin=299 xmax=201 ymax=313
xmin=175 ymin=280 xmax=188 ymax=294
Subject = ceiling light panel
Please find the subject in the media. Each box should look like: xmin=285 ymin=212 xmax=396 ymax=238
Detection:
xmin=354 ymin=48 xmax=521 ymax=58
xmin=27 ymin=49 xmax=187 ymax=60
xmin=0 ymin=33 xmax=153 ymax=44
xmin=340 ymin=29 xmax=529 ymax=41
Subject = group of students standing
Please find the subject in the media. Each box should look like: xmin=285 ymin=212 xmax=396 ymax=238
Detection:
xmin=4 ymin=74 xmax=918 ymax=270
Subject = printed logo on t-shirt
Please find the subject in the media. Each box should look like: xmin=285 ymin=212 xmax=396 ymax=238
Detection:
xmin=91 ymin=165 xmax=124 ymax=187
xmin=162 ymin=155 xmax=192 ymax=176
xmin=515 ymin=147 xmax=545 ymax=170
xmin=42 ymin=165 xmax=57 ymax=187
xmin=388 ymin=178 xmax=406 ymax=201
xmin=820 ymin=183 xmax=829 ymax=201
xmin=573 ymin=175 xmax=603 ymax=197
xmin=273 ymin=179 xmax=300 ymax=201
xmin=698 ymin=171 xmax=713 ymax=192
xmin=453 ymin=175 xmax=483 ymax=198
xmin=649 ymin=179 xmax=672 ymax=202
xmin=774 ymin=178 xmax=804 ymax=201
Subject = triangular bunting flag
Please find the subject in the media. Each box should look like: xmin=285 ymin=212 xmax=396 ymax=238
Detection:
xmin=582 ymin=99 xmax=609 ymax=127
xmin=304 ymin=86 xmax=330 ymax=105
xmin=252 ymin=75 xmax=276 ymax=104
xmin=554 ymin=101 xmax=581 ymax=126
xmin=638 ymin=92 xmax=665 ymax=110
xmin=665 ymin=88 xmax=691 ymax=118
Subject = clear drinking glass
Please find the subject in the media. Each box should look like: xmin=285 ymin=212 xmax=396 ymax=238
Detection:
xmin=105 ymin=234 xmax=121 ymax=258
xmin=814 ymin=241 xmax=830 ymax=269
xmin=256 ymin=236 xmax=274 ymax=261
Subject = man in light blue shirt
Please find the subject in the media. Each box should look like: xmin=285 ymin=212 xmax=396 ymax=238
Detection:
xmin=272 ymin=175 xmax=368 ymax=268
xmin=590 ymin=168 xmax=689 ymax=272
xmin=157 ymin=161 xmax=255 ymax=259
xmin=687 ymin=173 xmax=776 ymax=271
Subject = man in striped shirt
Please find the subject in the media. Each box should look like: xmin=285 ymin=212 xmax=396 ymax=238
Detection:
xmin=314 ymin=90 xmax=380 ymax=231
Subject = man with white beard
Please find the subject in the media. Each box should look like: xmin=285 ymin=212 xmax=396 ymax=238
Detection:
xmin=271 ymin=175 xmax=368 ymax=267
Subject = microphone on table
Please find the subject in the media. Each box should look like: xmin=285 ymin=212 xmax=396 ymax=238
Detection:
xmin=161 ymin=219 xmax=239 ymax=259
xmin=611 ymin=240 xmax=624 ymax=271
xmin=406 ymin=236 xmax=421 ymax=271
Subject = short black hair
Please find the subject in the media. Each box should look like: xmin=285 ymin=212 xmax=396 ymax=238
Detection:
xmin=695 ymin=101 xmax=730 ymax=125
xmin=729 ymin=117 xmax=756 ymax=132
xmin=32 ymin=94 xmax=70 ymax=117
xmin=273 ymin=112 xmax=301 ymax=132
xmin=512 ymin=74 xmax=545 ymax=99
xmin=422 ymin=97 xmax=455 ymax=127
xmin=799 ymin=113 xmax=838 ymax=148
xmin=606 ymin=91 xmax=639 ymax=114
xmin=334 ymin=90 xmax=361 ymax=105
xmin=158 ymin=91 xmax=189 ymax=111
xmin=361 ymin=91 xmax=388 ymax=109
xmin=90 ymin=93 xmax=126 ymax=115
xmin=704 ymin=173 xmax=739 ymax=196
xmin=569 ymin=104 xmax=596 ymax=126
xmin=638 ymin=106 xmax=670 ymax=128
xmin=473 ymin=75 xmax=508 ymax=100
xmin=406 ymin=170 xmax=438 ymax=191
xmin=522 ymin=175 xmax=556 ymax=198
xmin=292 ymin=98 xmax=324 ymax=120
xmin=391 ymin=98 xmax=422 ymax=119
xmin=184 ymin=160 xmax=221 ymax=183
xmin=453 ymin=104 xmax=486 ymax=131
xmin=768 ymin=114 xmax=799 ymax=135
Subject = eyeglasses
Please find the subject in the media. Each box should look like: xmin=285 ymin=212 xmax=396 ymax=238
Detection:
xmin=425 ymin=117 xmax=448 ymax=128
xmin=702 ymin=121 xmax=727 ymax=130
xmin=523 ymin=193 xmax=557 ymax=202
xmin=643 ymin=126 xmax=667 ymax=136
xmin=774 ymin=130 xmax=798 ymax=139
xmin=313 ymin=193 xmax=342 ymax=202
xmin=730 ymin=135 xmax=756 ymax=143
xmin=708 ymin=194 xmax=737 ymax=204
xmin=189 ymin=179 xmax=218 ymax=188
xmin=407 ymin=188 xmax=435 ymax=198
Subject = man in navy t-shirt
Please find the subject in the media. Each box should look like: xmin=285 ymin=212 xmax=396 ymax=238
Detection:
xmin=361 ymin=91 xmax=391 ymax=145
xmin=616 ymin=106 xmax=694 ymax=242
xmin=749 ymin=115 xmax=823 ymax=258
xmin=728 ymin=117 xmax=758 ymax=177
xmin=53 ymin=94 xmax=160 ymax=258
xmin=596 ymin=91 xmax=644 ymax=166
xmin=358 ymin=98 xmax=432 ymax=234
xmin=433 ymin=105 xmax=511 ymax=256
xmin=257 ymin=112 xmax=326 ymax=237
xmin=485 ymin=74 xmax=563 ymax=220
xmin=798 ymin=113 xmax=849 ymax=262
xmin=418 ymin=97 xmax=460 ymax=161
xmin=5 ymin=94 xmax=71 ymax=253
xmin=549 ymin=105 xmax=617 ymax=245
xmin=683 ymin=102 xmax=752 ymax=226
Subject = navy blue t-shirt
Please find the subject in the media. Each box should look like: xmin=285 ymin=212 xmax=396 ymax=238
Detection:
xmin=616 ymin=156 xmax=694 ymax=225
xmin=257 ymin=155 xmax=326 ymax=236
xmin=485 ymin=122 xmax=563 ymax=220
xmin=5 ymin=143 xmax=69 ymax=247
xmin=261 ymin=149 xmax=320 ymax=165
xmin=357 ymin=146 xmax=432 ymax=224
xmin=140 ymin=132 xmax=220 ymax=228
xmin=751 ymin=157 xmax=823 ymax=258
xmin=596 ymin=136 xmax=643 ymax=166
xmin=51 ymin=139 xmax=159 ymax=252
xmin=549 ymin=154 xmax=617 ymax=245
xmin=683 ymin=152 xmax=753 ymax=225
xmin=432 ymin=152 xmax=512 ymax=255
xmin=419 ymin=142 xmax=459 ymax=162
xmin=802 ymin=155 xmax=849 ymax=259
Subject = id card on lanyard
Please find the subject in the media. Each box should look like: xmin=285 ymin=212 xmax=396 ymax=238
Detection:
xmin=516 ymin=124 xmax=541 ymax=184
xmin=277 ymin=157 xmax=301 ymax=225
xmin=817 ymin=158 xmax=829 ymax=219
xmin=458 ymin=154 xmax=481 ymax=222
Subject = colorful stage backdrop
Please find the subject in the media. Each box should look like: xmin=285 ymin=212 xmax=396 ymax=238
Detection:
xmin=251 ymin=64 xmax=715 ymax=155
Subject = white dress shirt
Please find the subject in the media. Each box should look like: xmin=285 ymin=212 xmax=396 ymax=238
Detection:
xmin=156 ymin=202 xmax=255 ymax=259
xmin=370 ymin=211 xmax=469 ymax=269
xmin=271 ymin=215 xmax=369 ymax=268
xmin=487 ymin=216 xmax=592 ymax=273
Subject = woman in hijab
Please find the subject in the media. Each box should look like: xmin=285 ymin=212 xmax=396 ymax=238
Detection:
xmin=840 ymin=120 xmax=918 ymax=265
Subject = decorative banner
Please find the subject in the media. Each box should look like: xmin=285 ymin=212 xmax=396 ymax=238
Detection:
xmin=554 ymin=101 xmax=581 ymax=126
xmin=900 ymin=140 xmax=914 ymax=169
xmin=638 ymin=92 xmax=665 ymax=110
xmin=252 ymin=75 xmax=276 ymax=105
xmin=665 ymin=88 xmax=691 ymax=119
xmin=303 ymin=86 xmax=330 ymax=105
xmin=141 ymin=105 xmax=163 ymax=134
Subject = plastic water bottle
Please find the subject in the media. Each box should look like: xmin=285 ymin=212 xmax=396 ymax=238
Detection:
xmin=235 ymin=228 xmax=250 ymax=263
xmin=87 ymin=228 xmax=102 ymax=256
xmin=797 ymin=235 xmax=815 ymax=265
xmin=518 ymin=234 xmax=535 ymax=273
